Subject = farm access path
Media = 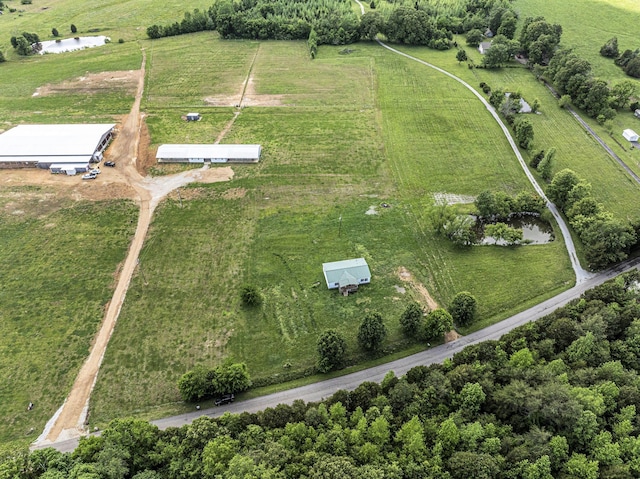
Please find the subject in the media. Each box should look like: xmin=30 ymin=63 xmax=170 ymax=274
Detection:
xmin=34 ymin=50 xmax=234 ymax=448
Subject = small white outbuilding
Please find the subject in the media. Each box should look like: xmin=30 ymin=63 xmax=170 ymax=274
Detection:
xmin=623 ymin=129 xmax=639 ymax=142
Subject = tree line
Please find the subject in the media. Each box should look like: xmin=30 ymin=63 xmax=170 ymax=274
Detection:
xmin=547 ymin=169 xmax=637 ymax=270
xmin=4 ymin=270 xmax=640 ymax=478
xmin=600 ymin=37 xmax=640 ymax=80
xmin=146 ymin=0 xmax=518 ymax=49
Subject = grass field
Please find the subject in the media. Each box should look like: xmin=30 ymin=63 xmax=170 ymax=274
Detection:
xmin=89 ymin=39 xmax=574 ymax=426
xmin=0 ymin=191 xmax=137 ymax=445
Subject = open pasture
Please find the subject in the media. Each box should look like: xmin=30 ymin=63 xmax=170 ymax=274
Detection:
xmin=0 ymin=191 xmax=137 ymax=445
xmin=90 ymin=39 xmax=574 ymax=425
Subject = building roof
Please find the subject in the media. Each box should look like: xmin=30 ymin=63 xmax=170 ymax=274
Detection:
xmin=156 ymin=144 xmax=262 ymax=160
xmin=322 ymin=258 xmax=371 ymax=287
xmin=0 ymin=124 xmax=114 ymax=159
xmin=479 ymin=41 xmax=492 ymax=51
xmin=623 ymin=129 xmax=639 ymax=140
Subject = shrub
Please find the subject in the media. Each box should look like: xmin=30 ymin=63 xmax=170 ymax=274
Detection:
xmin=240 ymin=285 xmax=262 ymax=306
xmin=400 ymin=302 xmax=423 ymax=335
xmin=51 ymin=28 xmax=59 ymax=37
xmin=118 ymin=38 xmax=124 ymax=44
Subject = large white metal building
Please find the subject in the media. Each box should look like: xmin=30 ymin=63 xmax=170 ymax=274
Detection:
xmin=156 ymin=144 xmax=262 ymax=163
xmin=0 ymin=124 xmax=115 ymax=169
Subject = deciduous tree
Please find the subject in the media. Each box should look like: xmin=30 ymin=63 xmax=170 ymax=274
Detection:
xmin=317 ymin=329 xmax=347 ymax=372
xmin=358 ymin=312 xmax=387 ymax=352
xmin=448 ymin=292 xmax=477 ymax=326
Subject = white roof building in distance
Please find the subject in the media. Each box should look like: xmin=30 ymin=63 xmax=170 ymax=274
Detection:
xmin=322 ymin=258 xmax=371 ymax=292
xmin=623 ymin=129 xmax=639 ymax=142
xmin=0 ymin=124 xmax=115 ymax=168
xmin=156 ymin=144 xmax=262 ymax=163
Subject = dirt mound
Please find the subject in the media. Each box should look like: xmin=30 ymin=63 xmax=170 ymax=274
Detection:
xmin=397 ymin=266 xmax=439 ymax=311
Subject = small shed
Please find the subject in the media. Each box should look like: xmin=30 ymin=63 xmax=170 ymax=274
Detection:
xmin=623 ymin=129 xmax=639 ymax=142
xmin=484 ymin=29 xmax=494 ymax=38
xmin=50 ymin=163 xmax=89 ymax=175
xmin=634 ymin=109 xmax=640 ymax=119
xmin=186 ymin=113 xmax=201 ymax=121
xmin=322 ymin=258 xmax=371 ymax=296
xmin=478 ymin=41 xmax=492 ymax=54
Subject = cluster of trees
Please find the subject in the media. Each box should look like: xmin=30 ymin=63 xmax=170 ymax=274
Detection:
xmin=547 ymin=169 xmax=637 ymax=269
xmin=530 ymin=147 xmax=556 ymax=181
xmin=318 ymin=295 xmax=477 ymax=373
xmin=601 ymin=37 xmax=640 ymax=79
xmin=475 ymin=189 xmax=545 ymax=222
xmin=6 ymin=272 xmax=640 ymax=478
xmin=518 ymin=16 xmax=562 ymax=65
xmin=317 ymin=312 xmax=389 ymax=373
xmin=487 ymin=88 xmax=536 ymax=148
xmin=177 ymin=362 xmax=251 ymax=402
xmin=146 ymin=2 xmax=357 ymax=45
xmin=429 ymin=190 xmax=546 ymax=247
xmin=146 ymin=0 xmax=521 ymax=49
xmin=399 ymin=302 xmax=453 ymax=341
xmin=548 ymin=49 xmax=638 ymax=122
xmin=9 ymin=32 xmax=41 ymax=56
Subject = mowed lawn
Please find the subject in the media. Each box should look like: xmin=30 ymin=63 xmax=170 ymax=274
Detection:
xmin=0 ymin=192 xmax=137 ymax=445
xmin=90 ymin=39 xmax=573 ymax=425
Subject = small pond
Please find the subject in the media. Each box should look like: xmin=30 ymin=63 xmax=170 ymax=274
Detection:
xmin=39 ymin=36 xmax=109 ymax=55
xmin=480 ymin=215 xmax=554 ymax=245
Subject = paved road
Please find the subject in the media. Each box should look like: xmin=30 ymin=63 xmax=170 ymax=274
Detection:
xmin=38 ymin=255 xmax=640 ymax=453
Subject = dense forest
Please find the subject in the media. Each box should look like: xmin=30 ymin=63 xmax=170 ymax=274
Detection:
xmin=4 ymin=270 xmax=640 ymax=478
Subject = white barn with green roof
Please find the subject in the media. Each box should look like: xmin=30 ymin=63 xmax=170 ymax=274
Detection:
xmin=322 ymin=258 xmax=371 ymax=294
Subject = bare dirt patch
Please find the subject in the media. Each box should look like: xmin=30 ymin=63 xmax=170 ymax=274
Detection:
xmin=243 ymin=76 xmax=286 ymax=106
xmin=136 ymin=118 xmax=155 ymax=175
xmin=433 ymin=192 xmax=476 ymax=206
xmin=444 ymin=330 xmax=462 ymax=343
xmin=397 ymin=266 xmax=439 ymax=311
xmin=223 ymin=187 xmax=247 ymax=200
xmin=34 ymin=70 xmax=141 ymax=97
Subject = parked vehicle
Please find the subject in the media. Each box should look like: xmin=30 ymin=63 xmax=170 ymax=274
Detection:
xmin=82 ymin=173 xmax=97 ymax=180
xmin=104 ymin=161 xmax=116 ymax=167
xmin=90 ymin=168 xmax=101 ymax=175
xmin=214 ymin=394 xmax=235 ymax=406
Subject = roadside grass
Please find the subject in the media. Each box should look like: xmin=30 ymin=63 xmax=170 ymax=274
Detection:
xmin=515 ymin=0 xmax=640 ymax=81
xmin=90 ymin=39 xmax=574 ymax=426
xmin=0 ymin=193 xmax=137 ymax=445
